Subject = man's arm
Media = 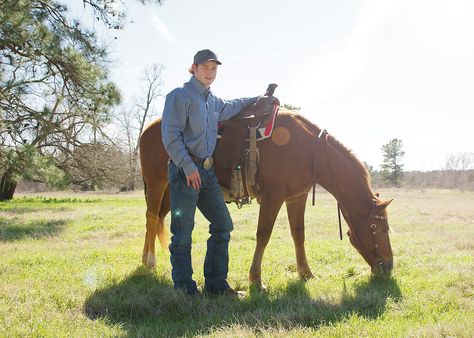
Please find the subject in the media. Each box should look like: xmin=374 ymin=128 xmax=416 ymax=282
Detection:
xmin=161 ymin=89 xmax=197 ymax=177
xmin=215 ymin=95 xmax=260 ymax=122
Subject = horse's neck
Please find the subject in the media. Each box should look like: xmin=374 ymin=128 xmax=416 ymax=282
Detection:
xmin=316 ymin=142 xmax=373 ymax=218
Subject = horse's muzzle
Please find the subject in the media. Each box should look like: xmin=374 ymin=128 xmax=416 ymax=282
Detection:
xmin=372 ymin=259 xmax=393 ymax=275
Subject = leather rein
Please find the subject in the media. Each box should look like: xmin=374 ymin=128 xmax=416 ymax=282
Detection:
xmin=312 ymin=129 xmax=385 ymax=263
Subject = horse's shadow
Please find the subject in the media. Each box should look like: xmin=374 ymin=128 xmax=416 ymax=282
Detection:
xmin=83 ymin=268 xmax=402 ymax=337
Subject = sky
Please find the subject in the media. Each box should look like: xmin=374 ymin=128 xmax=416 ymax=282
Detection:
xmin=69 ymin=0 xmax=474 ymax=171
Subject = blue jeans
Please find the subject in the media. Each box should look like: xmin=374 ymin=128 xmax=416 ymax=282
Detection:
xmin=168 ymin=160 xmax=234 ymax=294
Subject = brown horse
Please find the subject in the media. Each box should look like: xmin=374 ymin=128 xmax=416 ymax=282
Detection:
xmin=139 ymin=109 xmax=393 ymax=290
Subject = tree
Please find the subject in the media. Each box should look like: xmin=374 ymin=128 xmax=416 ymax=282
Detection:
xmin=65 ymin=143 xmax=129 ymax=190
xmin=363 ymin=161 xmax=375 ymax=177
xmin=380 ymin=138 xmax=405 ymax=187
xmin=115 ymin=63 xmax=164 ymax=191
xmin=444 ymin=152 xmax=474 ymax=187
xmin=0 ymin=0 xmax=120 ymax=200
xmin=282 ymin=103 xmax=301 ymax=111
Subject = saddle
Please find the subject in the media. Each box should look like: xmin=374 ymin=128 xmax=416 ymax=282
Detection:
xmin=214 ymin=85 xmax=279 ymax=207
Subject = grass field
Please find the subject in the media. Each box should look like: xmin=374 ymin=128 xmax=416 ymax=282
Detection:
xmin=1 ymin=188 xmax=473 ymax=337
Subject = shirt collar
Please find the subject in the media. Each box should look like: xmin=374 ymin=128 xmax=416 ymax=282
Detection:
xmin=189 ymin=76 xmax=210 ymax=98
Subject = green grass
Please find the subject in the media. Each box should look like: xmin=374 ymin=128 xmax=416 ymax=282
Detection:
xmin=1 ymin=189 xmax=473 ymax=337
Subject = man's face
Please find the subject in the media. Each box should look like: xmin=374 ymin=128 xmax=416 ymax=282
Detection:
xmin=193 ymin=61 xmax=218 ymax=88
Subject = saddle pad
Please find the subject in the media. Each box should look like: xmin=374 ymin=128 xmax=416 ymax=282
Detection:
xmin=256 ymin=103 xmax=279 ymax=141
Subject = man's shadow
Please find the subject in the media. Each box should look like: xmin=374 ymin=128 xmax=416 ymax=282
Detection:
xmin=83 ymin=268 xmax=402 ymax=337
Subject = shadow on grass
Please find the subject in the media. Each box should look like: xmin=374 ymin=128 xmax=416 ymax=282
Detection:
xmin=0 ymin=206 xmax=71 ymax=214
xmin=83 ymin=268 xmax=402 ymax=337
xmin=0 ymin=218 xmax=67 ymax=241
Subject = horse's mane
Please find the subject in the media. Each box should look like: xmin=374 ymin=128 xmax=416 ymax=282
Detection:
xmin=283 ymin=111 xmax=375 ymax=198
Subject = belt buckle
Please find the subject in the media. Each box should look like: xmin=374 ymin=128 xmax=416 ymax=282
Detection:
xmin=203 ymin=157 xmax=213 ymax=170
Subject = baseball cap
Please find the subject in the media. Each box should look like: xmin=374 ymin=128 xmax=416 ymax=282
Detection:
xmin=193 ymin=49 xmax=222 ymax=65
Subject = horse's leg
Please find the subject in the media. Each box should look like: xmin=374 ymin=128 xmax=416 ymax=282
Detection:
xmin=249 ymin=190 xmax=285 ymax=290
xmin=142 ymin=182 xmax=168 ymax=268
xmin=286 ymin=193 xmax=314 ymax=281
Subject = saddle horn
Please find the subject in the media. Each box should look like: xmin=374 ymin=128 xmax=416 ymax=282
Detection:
xmin=264 ymin=83 xmax=278 ymax=96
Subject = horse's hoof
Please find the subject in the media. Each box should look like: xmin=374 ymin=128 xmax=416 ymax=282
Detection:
xmin=259 ymin=283 xmax=268 ymax=293
xmin=249 ymin=281 xmax=268 ymax=293
xmin=300 ymin=272 xmax=315 ymax=281
xmin=146 ymin=253 xmax=156 ymax=268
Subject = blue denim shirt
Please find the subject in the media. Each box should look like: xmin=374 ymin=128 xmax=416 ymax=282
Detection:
xmin=161 ymin=76 xmax=258 ymax=176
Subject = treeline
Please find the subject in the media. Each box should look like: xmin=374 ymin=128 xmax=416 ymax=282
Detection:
xmin=16 ymin=167 xmax=474 ymax=193
xmin=370 ymin=169 xmax=474 ymax=190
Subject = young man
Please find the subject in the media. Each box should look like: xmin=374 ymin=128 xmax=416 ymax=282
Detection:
xmin=161 ymin=49 xmax=259 ymax=296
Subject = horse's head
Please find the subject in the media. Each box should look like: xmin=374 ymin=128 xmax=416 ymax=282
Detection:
xmin=347 ymin=197 xmax=393 ymax=275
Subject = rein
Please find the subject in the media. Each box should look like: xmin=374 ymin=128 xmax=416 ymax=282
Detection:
xmin=314 ymin=129 xmax=344 ymax=240
xmin=313 ymin=129 xmax=385 ymax=262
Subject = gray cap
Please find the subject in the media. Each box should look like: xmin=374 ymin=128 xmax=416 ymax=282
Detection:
xmin=193 ymin=49 xmax=222 ymax=65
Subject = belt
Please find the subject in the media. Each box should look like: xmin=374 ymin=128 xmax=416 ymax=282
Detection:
xmin=190 ymin=154 xmax=214 ymax=170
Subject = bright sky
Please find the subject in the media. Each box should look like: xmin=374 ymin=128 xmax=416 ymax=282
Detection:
xmin=69 ymin=0 xmax=474 ymax=171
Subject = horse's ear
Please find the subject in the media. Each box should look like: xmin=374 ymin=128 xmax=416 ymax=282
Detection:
xmin=376 ymin=199 xmax=393 ymax=209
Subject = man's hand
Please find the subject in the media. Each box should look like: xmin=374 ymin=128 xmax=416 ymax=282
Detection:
xmin=186 ymin=170 xmax=201 ymax=190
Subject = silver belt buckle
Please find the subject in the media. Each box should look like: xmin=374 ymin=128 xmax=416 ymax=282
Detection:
xmin=203 ymin=157 xmax=213 ymax=170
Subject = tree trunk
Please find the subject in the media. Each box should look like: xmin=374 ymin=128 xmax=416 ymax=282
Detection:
xmin=0 ymin=168 xmax=17 ymax=201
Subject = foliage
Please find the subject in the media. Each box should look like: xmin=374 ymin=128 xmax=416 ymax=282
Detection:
xmin=0 ymin=190 xmax=473 ymax=336
xmin=443 ymin=152 xmax=474 ymax=187
xmin=380 ymin=138 xmax=405 ymax=187
xmin=0 ymin=0 xmax=121 ymax=198
xmin=363 ymin=161 xmax=375 ymax=177
xmin=82 ymin=0 xmax=163 ymax=29
xmin=5 ymin=144 xmax=70 ymax=187
xmin=402 ymin=169 xmax=474 ymax=190
xmin=281 ymin=103 xmax=301 ymax=111
xmin=65 ymin=142 xmax=130 ymax=190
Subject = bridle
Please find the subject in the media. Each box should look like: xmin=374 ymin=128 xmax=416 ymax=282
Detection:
xmin=364 ymin=203 xmax=388 ymax=265
xmin=343 ymin=204 xmax=387 ymax=268
xmin=313 ymin=129 xmax=387 ymax=265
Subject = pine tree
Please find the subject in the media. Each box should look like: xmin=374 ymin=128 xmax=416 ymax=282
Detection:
xmin=381 ymin=138 xmax=405 ymax=187
xmin=0 ymin=0 xmax=121 ymax=199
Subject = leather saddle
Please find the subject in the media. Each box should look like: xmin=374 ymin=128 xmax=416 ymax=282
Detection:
xmin=214 ymin=86 xmax=279 ymax=206
xmin=215 ymin=94 xmax=278 ymax=170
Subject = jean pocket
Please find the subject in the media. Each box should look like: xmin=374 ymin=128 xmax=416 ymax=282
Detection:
xmin=169 ymin=163 xmax=186 ymax=185
xmin=177 ymin=168 xmax=188 ymax=183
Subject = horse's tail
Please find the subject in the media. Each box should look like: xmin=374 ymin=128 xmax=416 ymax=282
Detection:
xmin=157 ymin=184 xmax=170 ymax=250
xmin=143 ymin=173 xmax=169 ymax=251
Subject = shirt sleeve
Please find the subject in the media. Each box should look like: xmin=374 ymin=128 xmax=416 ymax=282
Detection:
xmin=161 ymin=89 xmax=197 ymax=176
xmin=215 ymin=95 xmax=260 ymax=122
